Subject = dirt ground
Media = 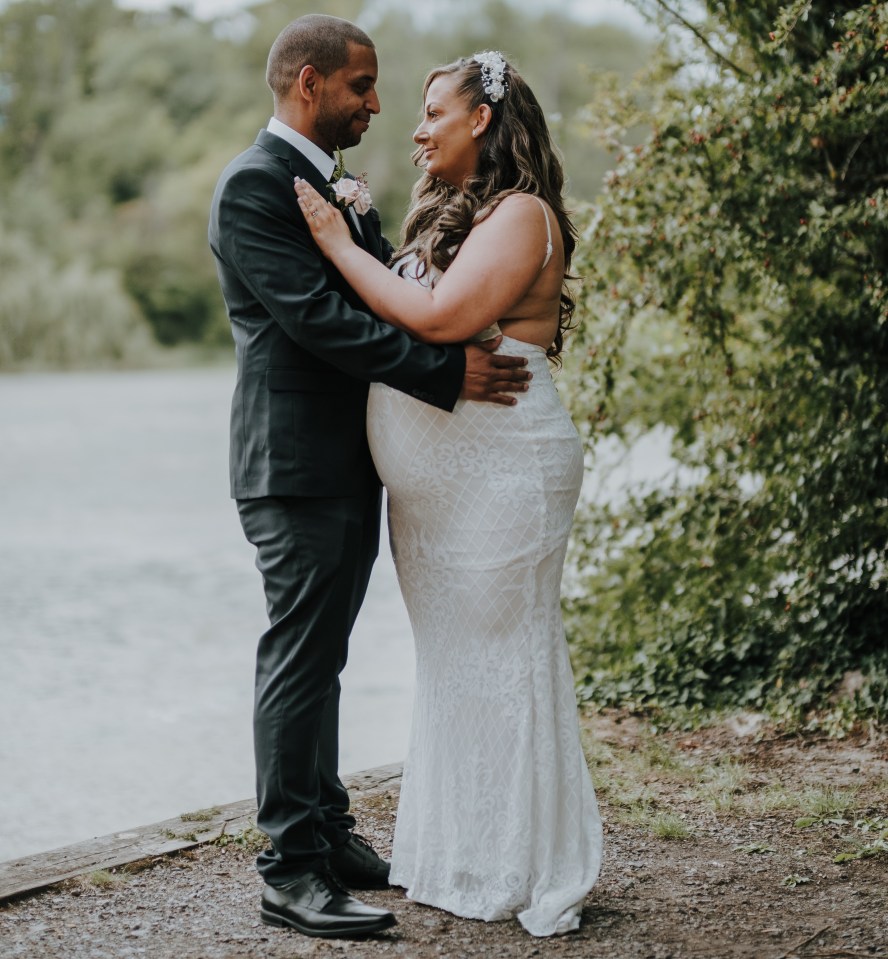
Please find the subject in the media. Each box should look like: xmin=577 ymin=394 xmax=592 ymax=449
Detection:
xmin=1 ymin=712 xmax=886 ymax=959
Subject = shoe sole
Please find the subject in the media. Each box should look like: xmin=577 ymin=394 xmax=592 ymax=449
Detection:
xmin=260 ymin=907 xmax=397 ymax=939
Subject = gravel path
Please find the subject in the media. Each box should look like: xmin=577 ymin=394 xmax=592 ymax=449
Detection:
xmin=2 ymin=717 xmax=886 ymax=959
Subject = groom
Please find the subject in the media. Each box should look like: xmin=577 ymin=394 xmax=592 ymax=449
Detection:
xmin=208 ymin=14 xmax=530 ymax=939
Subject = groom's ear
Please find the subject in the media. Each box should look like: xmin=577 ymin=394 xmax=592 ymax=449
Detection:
xmin=297 ymin=65 xmax=321 ymax=104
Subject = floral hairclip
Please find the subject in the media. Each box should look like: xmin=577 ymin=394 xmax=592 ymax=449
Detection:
xmin=473 ymin=50 xmax=508 ymax=103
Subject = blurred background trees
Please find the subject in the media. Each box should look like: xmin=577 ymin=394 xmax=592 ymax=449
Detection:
xmin=0 ymin=0 xmax=646 ymax=363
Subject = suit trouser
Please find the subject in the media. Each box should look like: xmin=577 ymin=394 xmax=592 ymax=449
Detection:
xmin=236 ymin=486 xmax=381 ymax=885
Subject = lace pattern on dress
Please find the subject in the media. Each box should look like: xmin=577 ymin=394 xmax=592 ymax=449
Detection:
xmin=366 ymin=249 xmax=603 ymax=936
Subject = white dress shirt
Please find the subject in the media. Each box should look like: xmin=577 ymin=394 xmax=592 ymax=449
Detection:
xmin=266 ymin=116 xmax=363 ymax=237
xmin=267 ymin=116 xmax=336 ymax=181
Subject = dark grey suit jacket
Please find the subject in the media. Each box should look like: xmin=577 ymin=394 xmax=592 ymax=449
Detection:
xmin=208 ymin=129 xmax=465 ymax=499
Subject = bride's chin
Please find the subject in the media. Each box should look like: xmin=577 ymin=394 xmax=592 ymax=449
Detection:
xmin=423 ymin=162 xmax=446 ymax=181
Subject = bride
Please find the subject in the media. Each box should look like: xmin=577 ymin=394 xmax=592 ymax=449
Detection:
xmin=294 ymin=51 xmax=602 ymax=937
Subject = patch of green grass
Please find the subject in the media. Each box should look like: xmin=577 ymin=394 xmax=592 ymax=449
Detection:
xmin=214 ymin=824 xmax=267 ymax=853
xmin=620 ymin=804 xmax=695 ymax=839
xmin=696 ymin=760 xmax=751 ymax=812
xmin=648 ymin=812 xmax=695 ymax=840
xmin=796 ymin=785 xmax=858 ymax=822
xmin=636 ymin=737 xmax=697 ymax=779
xmin=180 ymin=807 xmax=222 ymax=823
xmin=739 ymin=783 xmax=796 ymax=816
xmin=582 ymin=716 xmax=884 ymax=862
xmin=583 ymin=736 xmax=657 ymax=809
xmin=583 ymin=728 xmax=701 ymax=811
xmin=161 ymin=828 xmax=198 ymax=842
xmin=601 ymin=775 xmax=660 ymax=810
xmin=87 ymin=870 xmax=117 ymax=889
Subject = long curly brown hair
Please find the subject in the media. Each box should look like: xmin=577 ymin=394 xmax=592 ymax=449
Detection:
xmin=395 ymin=54 xmax=577 ymax=361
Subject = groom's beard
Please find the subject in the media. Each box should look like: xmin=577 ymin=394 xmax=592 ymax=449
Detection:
xmin=315 ymin=95 xmax=364 ymax=152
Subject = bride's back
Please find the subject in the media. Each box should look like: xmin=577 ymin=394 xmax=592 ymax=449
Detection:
xmin=494 ymin=195 xmax=564 ymax=351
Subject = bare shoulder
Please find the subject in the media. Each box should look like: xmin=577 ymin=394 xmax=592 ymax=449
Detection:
xmin=475 ymin=193 xmax=549 ymax=238
xmin=491 ymin=192 xmax=548 ymax=218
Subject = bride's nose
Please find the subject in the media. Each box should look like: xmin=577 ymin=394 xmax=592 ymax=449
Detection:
xmin=413 ymin=124 xmax=428 ymax=144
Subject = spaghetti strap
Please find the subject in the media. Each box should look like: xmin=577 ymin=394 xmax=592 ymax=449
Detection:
xmin=533 ymin=195 xmax=554 ymax=269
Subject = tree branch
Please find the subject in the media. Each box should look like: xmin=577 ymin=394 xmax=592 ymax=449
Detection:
xmin=840 ymin=132 xmax=870 ymax=183
xmin=648 ymin=0 xmax=751 ymax=77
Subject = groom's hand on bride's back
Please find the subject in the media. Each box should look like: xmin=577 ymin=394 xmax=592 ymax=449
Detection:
xmin=461 ymin=336 xmax=532 ymax=406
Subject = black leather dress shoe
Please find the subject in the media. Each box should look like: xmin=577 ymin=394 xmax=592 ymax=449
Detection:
xmin=328 ymin=833 xmax=391 ymax=889
xmin=260 ymin=869 xmax=396 ymax=938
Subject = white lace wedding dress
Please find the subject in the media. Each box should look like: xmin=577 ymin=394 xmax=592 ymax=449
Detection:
xmin=366 ymin=247 xmax=603 ymax=937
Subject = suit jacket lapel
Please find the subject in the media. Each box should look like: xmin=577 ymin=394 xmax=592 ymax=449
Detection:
xmin=358 ymin=208 xmax=385 ymax=262
xmin=343 ymin=167 xmax=386 ymax=259
xmin=256 ymin=128 xmax=328 ymax=196
xmin=339 ymin=167 xmax=385 ymax=262
xmin=255 ymin=129 xmax=382 ymax=258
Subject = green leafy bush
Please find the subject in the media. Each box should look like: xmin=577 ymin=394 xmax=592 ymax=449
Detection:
xmin=564 ymin=0 xmax=888 ymax=727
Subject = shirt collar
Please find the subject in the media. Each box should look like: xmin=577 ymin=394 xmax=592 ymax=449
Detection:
xmin=266 ymin=117 xmax=336 ymax=181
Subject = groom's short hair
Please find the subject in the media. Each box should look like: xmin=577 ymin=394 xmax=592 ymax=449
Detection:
xmin=266 ymin=15 xmax=375 ymax=101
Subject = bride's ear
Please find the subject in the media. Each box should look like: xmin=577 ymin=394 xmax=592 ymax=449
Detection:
xmin=472 ymin=104 xmax=493 ymax=138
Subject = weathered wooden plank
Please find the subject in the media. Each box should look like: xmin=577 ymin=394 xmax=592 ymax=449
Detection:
xmin=340 ymin=762 xmax=402 ymax=798
xmin=0 ymin=762 xmax=402 ymax=902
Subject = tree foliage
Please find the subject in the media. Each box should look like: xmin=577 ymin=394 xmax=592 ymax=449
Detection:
xmin=564 ymin=0 xmax=888 ymax=727
xmin=0 ymin=225 xmax=153 ymax=367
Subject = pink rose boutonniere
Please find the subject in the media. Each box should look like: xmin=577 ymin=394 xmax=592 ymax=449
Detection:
xmin=328 ymin=147 xmax=372 ymax=215
xmin=330 ymin=175 xmax=372 ymax=216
